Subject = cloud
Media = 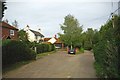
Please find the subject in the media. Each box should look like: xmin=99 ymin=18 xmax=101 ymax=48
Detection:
xmin=3 ymin=1 xmax=118 ymax=37
xmin=6 ymin=0 xmax=120 ymax=2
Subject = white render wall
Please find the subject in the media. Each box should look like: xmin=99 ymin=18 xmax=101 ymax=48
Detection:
xmin=36 ymin=36 xmax=41 ymax=42
xmin=26 ymin=30 xmax=36 ymax=42
xmin=24 ymin=26 xmax=44 ymax=43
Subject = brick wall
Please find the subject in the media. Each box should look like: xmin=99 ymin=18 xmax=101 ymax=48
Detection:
xmin=2 ymin=27 xmax=18 ymax=40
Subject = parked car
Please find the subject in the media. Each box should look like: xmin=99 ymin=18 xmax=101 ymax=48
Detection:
xmin=68 ymin=48 xmax=76 ymax=54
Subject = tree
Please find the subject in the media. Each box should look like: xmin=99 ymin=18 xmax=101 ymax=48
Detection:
xmin=12 ymin=20 xmax=19 ymax=28
xmin=92 ymin=29 xmax=100 ymax=45
xmin=82 ymin=28 xmax=94 ymax=50
xmin=58 ymin=14 xmax=83 ymax=48
xmin=114 ymin=15 xmax=120 ymax=77
xmin=0 ymin=1 xmax=7 ymax=20
xmin=93 ymin=15 xmax=120 ymax=78
xmin=86 ymin=28 xmax=94 ymax=45
xmin=4 ymin=19 xmax=8 ymax=23
xmin=18 ymin=29 xmax=28 ymax=42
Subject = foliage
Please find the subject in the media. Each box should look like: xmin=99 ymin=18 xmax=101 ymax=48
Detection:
xmin=2 ymin=40 xmax=36 ymax=67
xmin=114 ymin=15 xmax=120 ymax=77
xmin=36 ymin=43 xmax=55 ymax=54
xmin=81 ymin=28 xmax=96 ymax=50
xmin=92 ymin=29 xmax=100 ymax=45
xmin=93 ymin=15 xmax=120 ymax=78
xmin=1 ymin=1 xmax=7 ymax=19
xmin=80 ymin=47 xmax=84 ymax=53
xmin=58 ymin=14 xmax=83 ymax=47
xmin=18 ymin=29 xmax=28 ymax=42
xmin=84 ymin=41 xmax=92 ymax=50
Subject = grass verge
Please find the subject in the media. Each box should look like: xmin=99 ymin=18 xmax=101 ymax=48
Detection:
xmin=36 ymin=50 xmax=56 ymax=59
xmin=76 ymin=50 xmax=84 ymax=54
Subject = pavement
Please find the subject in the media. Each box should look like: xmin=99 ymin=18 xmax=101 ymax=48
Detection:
xmin=3 ymin=50 xmax=97 ymax=78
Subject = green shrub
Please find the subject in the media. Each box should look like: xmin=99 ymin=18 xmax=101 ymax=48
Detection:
xmin=84 ymin=41 xmax=92 ymax=50
xmin=48 ymin=44 xmax=52 ymax=52
xmin=2 ymin=39 xmax=11 ymax=46
xmin=2 ymin=40 xmax=36 ymax=66
xmin=93 ymin=15 xmax=120 ymax=78
xmin=36 ymin=43 xmax=55 ymax=54
xmin=80 ymin=47 xmax=84 ymax=53
xmin=94 ymin=62 xmax=105 ymax=78
xmin=51 ymin=44 xmax=55 ymax=51
xmin=43 ymin=44 xmax=49 ymax=52
xmin=93 ymin=40 xmax=119 ymax=78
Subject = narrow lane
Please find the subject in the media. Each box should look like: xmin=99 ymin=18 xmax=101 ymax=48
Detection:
xmin=3 ymin=50 xmax=96 ymax=78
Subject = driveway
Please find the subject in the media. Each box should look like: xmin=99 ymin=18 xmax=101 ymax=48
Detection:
xmin=3 ymin=50 xmax=96 ymax=78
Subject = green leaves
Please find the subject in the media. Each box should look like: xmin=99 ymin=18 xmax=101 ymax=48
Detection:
xmin=59 ymin=14 xmax=82 ymax=47
xmin=93 ymin=15 xmax=120 ymax=78
xmin=2 ymin=2 xmax=7 ymax=18
xmin=18 ymin=29 xmax=28 ymax=42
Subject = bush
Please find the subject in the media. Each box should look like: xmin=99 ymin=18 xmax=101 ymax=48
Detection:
xmin=80 ymin=47 xmax=84 ymax=53
xmin=93 ymin=40 xmax=108 ymax=77
xmin=93 ymin=40 xmax=119 ymax=78
xmin=93 ymin=16 xmax=120 ymax=78
xmin=36 ymin=43 xmax=55 ymax=54
xmin=48 ymin=44 xmax=52 ymax=52
xmin=51 ymin=44 xmax=55 ymax=51
xmin=84 ymin=41 xmax=92 ymax=50
xmin=2 ymin=40 xmax=36 ymax=66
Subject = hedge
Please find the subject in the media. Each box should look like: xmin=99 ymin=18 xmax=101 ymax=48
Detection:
xmin=36 ymin=43 xmax=55 ymax=54
xmin=84 ymin=41 xmax=92 ymax=50
xmin=2 ymin=40 xmax=36 ymax=66
xmin=93 ymin=40 xmax=119 ymax=78
xmin=93 ymin=15 xmax=120 ymax=78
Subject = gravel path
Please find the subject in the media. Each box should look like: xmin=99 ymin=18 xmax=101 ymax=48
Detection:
xmin=3 ymin=50 xmax=96 ymax=78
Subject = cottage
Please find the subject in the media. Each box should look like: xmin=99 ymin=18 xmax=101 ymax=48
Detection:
xmin=44 ymin=36 xmax=64 ymax=49
xmin=0 ymin=21 xmax=18 ymax=40
xmin=24 ymin=25 xmax=44 ymax=43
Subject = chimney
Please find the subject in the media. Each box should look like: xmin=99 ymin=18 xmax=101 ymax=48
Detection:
xmin=38 ymin=28 xmax=41 ymax=32
xmin=27 ymin=25 xmax=29 ymax=28
xmin=55 ymin=35 xmax=57 ymax=38
xmin=24 ymin=25 xmax=29 ymax=31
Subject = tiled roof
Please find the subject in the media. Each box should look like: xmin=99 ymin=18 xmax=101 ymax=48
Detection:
xmin=1 ymin=21 xmax=18 ymax=30
xmin=30 ymin=29 xmax=44 ymax=37
xmin=44 ymin=38 xmax=51 ymax=42
xmin=44 ymin=37 xmax=62 ymax=44
xmin=55 ymin=38 xmax=62 ymax=43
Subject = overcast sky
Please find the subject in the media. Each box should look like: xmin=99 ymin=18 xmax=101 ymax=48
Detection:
xmin=3 ymin=0 xmax=119 ymax=37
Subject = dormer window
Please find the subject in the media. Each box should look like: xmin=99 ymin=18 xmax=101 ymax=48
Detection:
xmin=10 ymin=30 xmax=14 ymax=36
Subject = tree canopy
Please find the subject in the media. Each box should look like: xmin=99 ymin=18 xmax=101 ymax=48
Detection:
xmin=18 ymin=29 xmax=28 ymax=42
xmin=12 ymin=20 xmax=19 ymax=28
xmin=58 ymin=14 xmax=83 ymax=47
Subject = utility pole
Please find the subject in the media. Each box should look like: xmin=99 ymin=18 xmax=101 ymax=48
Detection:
xmin=111 ymin=13 xmax=115 ymax=28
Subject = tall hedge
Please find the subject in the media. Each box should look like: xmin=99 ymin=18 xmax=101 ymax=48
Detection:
xmin=2 ymin=40 xmax=36 ymax=66
xmin=36 ymin=43 xmax=55 ymax=54
xmin=93 ymin=15 xmax=120 ymax=78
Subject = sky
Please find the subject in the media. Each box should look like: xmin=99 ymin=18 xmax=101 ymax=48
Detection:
xmin=3 ymin=0 xmax=119 ymax=37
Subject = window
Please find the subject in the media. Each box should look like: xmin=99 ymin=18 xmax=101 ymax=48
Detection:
xmin=10 ymin=30 xmax=14 ymax=36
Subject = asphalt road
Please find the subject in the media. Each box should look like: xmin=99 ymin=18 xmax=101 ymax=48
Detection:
xmin=3 ymin=50 xmax=96 ymax=78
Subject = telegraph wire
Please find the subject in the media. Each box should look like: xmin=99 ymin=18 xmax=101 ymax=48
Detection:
xmin=106 ymin=6 xmax=120 ymax=23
